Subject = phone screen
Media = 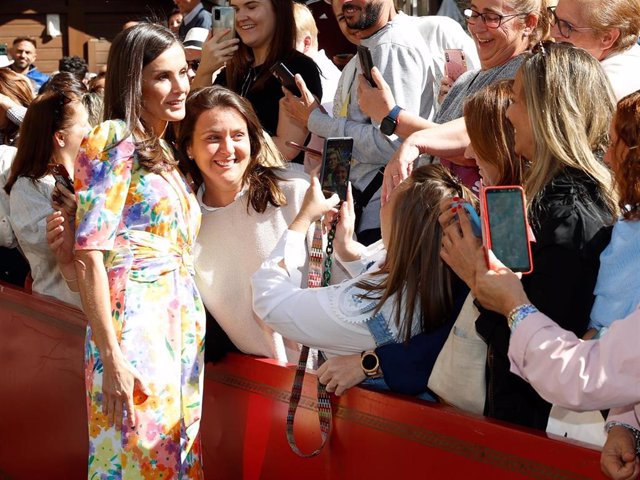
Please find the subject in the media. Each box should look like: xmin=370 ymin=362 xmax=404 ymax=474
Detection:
xmin=320 ymin=137 xmax=353 ymax=201
xmin=484 ymin=187 xmax=531 ymax=272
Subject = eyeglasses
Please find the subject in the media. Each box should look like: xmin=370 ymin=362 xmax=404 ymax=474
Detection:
xmin=548 ymin=7 xmax=596 ymax=39
xmin=187 ymin=59 xmax=200 ymax=72
xmin=463 ymin=8 xmax=529 ymax=29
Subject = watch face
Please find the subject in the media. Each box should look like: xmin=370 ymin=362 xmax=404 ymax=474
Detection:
xmin=362 ymin=353 xmax=378 ymax=370
xmin=380 ymin=117 xmax=395 ymax=136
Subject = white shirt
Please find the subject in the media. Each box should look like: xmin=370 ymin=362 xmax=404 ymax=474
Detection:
xmin=0 ymin=145 xmax=17 ymax=248
xmin=252 ymin=230 xmax=421 ymax=357
xmin=311 ymin=49 xmax=342 ymax=110
xmin=601 ymin=43 xmax=640 ymax=101
xmin=194 ymin=169 xmax=312 ymax=362
xmin=9 ymin=175 xmax=81 ymax=307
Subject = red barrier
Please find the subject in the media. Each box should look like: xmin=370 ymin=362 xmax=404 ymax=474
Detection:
xmin=0 ymin=282 xmax=606 ymax=480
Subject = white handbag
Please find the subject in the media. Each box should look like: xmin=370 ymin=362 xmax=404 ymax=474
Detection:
xmin=427 ymin=292 xmax=487 ymax=415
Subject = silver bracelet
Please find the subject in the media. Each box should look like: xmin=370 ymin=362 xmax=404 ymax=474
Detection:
xmin=506 ymin=303 xmax=538 ymax=331
xmin=606 ymin=421 xmax=640 ymax=456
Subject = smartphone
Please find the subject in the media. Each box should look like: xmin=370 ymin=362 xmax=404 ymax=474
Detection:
xmin=451 ymin=201 xmax=482 ymax=237
xmin=270 ymin=62 xmax=301 ymax=97
xmin=444 ymin=49 xmax=468 ymax=82
xmin=212 ymin=6 xmax=236 ymax=42
xmin=320 ymin=137 xmax=353 ymax=201
xmin=481 ymin=186 xmax=532 ymax=273
xmin=48 ymin=163 xmax=74 ymax=194
xmin=285 ymin=140 xmax=322 ymax=157
xmin=356 ymin=45 xmax=376 ymax=87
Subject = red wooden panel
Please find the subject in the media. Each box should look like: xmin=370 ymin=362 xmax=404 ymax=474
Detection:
xmin=0 ymin=283 xmax=607 ymax=480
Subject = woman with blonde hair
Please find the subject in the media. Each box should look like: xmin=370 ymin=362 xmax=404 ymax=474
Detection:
xmin=368 ymin=0 xmax=552 ymax=194
xmin=549 ymin=0 xmax=640 ymax=100
xmin=441 ymin=41 xmax=618 ymax=429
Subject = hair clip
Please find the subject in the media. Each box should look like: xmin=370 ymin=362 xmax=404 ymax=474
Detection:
xmin=628 ymin=145 xmax=639 ymax=150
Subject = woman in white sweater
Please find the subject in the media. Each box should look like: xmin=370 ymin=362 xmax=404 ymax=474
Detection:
xmin=4 ymin=88 xmax=89 ymax=307
xmin=176 ymin=86 xmax=312 ymax=362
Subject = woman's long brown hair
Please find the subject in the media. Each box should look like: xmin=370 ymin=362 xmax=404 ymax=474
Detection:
xmin=357 ymin=164 xmax=475 ymax=342
xmin=611 ymin=91 xmax=640 ymax=220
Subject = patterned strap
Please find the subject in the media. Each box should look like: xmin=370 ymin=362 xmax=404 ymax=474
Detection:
xmin=286 ymin=220 xmax=333 ymax=457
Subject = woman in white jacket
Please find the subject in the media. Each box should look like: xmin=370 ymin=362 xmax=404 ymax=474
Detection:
xmin=252 ymin=164 xmax=471 ymax=387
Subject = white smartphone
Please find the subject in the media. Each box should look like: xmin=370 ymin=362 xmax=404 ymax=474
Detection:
xmin=212 ymin=6 xmax=236 ymax=42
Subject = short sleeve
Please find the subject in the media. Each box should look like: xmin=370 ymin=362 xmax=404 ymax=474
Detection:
xmin=74 ymin=120 xmax=135 ymax=251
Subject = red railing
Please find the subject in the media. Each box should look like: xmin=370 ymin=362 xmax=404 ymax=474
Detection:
xmin=0 ymin=282 xmax=605 ymax=479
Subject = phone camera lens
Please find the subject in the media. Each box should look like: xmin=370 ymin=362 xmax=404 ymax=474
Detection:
xmin=214 ymin=10 xmax=220 ymax=20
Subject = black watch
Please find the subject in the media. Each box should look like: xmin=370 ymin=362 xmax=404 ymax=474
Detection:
xmin=380 ymin=105 xmax=403 ymax=136
xmin=361 ymin=350 xmax=380 ymax=377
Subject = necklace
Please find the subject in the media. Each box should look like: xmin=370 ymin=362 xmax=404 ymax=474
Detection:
xmin=240 ymin=66 xmax=260 ymax=97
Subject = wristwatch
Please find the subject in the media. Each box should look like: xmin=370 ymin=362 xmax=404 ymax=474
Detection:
xmin=360 ymin=350 xmax=380 ymax=377
xmin=380 ymin=105 xmax=403 ymax=136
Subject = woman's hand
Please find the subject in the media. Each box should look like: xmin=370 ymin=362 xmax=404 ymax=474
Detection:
xmin=290 ymin=176 xmax=340 ymax=234
xmin=438 ymin=76 xmax=454 ymax=105
xmin=325 ymin=183 xmax=360 ymax=262
xmin=281 ymin=74 xmax=320 ymax=127
xmin=317 ymin=354 xmax=366 ymax=396
xmin=472 ymin=249 xmax=529 ymax=317
xmin=52 ymin=183 xmax=77 ymax=219
xmin=382 ymin=139 xmax=419 ymax=206
xmin=46 ymin=210 xmax=75 ymax=266
xmin=191 ymin=29 xmax=239 ymax=88
xmin=102 ymin=354 xmax=151 ymax=429
xmin=357 ymin=67 xmax=395 ymax=124
xmin=600 ymin=425 xmax=640 ymax=480
xmin=440 ymin=202 xmax=482 ymax=287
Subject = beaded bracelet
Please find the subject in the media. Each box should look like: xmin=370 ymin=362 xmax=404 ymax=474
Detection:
xmin=506 ymin=304 xmax=538 ymax=331
xmin=605 ymin=421 xmax=640 ymax=456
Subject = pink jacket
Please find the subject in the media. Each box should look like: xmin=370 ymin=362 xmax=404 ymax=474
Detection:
xmin=508 ymin=309 xmax=640 ymax=430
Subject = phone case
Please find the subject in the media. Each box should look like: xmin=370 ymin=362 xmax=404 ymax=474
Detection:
xmin=285 ymin=141 xmax=322 ymax=157
xmin=270 ymin=63 xmax=301 ymax=96
xmin=212 ymin=6 xmax=235 ymax=41
xmin=444 ymin=49 xmax=467 ymax=82
xmin=356 ymin=45 xmax=375 ymax=87
xmin=48 ymin=163 xmax=74 ymax=193
xmin=480 ymin=185 xmax=533 ymax=274
xmin=320 ymin=137 xmax=353 ymax=201
xmin=451 ymin=201 xmax=482 ymax=237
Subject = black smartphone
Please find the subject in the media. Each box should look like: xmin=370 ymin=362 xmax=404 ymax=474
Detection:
xmin=212 ymin=6 xmax=236 ymax=42
xmin=320 ymin=137 xmax=353 ymax=201
xmin=0 ymin=44 xmax=7 ymax=57
xmin=481 ymin=186 xmax=532 ymax=274
xmin=48 ymin=163 xmax=74 ymax=194
xmin=270 ymin=62 xmax=301 ymax=97
xmin=356 ymin=45 xmax=376 ymax=87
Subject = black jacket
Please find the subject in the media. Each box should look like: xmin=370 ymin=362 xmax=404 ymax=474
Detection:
xmin=476 ymin=168 xmax=614 ymax=430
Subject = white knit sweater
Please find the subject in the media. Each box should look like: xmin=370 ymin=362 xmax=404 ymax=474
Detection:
xmin=194 ymin=168 xmax=311 ymax=362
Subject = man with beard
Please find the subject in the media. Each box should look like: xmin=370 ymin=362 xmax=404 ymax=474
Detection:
xmin=9 ymin=37 xmax=49 ymax=93
xmin=282 ymin=0 xmax=438 ymax=245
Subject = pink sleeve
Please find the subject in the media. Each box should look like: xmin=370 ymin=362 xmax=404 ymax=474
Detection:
xmin=508 ymin=309 xmax=640 ymax=411
xmin=608 ymin=406 xmax=640 ymax=432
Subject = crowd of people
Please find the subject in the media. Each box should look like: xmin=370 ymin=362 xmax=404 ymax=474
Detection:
xmin=1 ymin=0 xmax=640 ymax=478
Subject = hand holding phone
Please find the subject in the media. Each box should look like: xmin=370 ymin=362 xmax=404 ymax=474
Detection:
xmin=48 ymin=163 xmax=74 ymax=194
xmin=356 ymin=45 xmax=376 ymax=87
xmin=270 ymin=62 xmax=302 ymax=97
xmin=320 ymin=137 xmax=353 ymax=201
xmin=444 ymin=49 xmax=468 ymax=82
xmin=212 ymin=6 xmax=236 ymax=42
xmin=480 ymin=186 xmax=533 ymax=274
xmin=451 ymin=201 xmax=482 ymax=237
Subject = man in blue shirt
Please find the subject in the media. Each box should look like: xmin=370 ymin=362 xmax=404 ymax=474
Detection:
xmin=9 ymin=37 xmax=49 ymax=92
xmin=174 ymin=0 xmax=212 ymax=41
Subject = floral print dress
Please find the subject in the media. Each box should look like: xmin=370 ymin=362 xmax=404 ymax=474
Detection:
xmin=75 ymin=120 xmax=205 ymax=479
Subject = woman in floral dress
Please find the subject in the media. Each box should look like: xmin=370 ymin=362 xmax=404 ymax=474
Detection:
xmin=73 ymin=23 xmax=204 ymax=479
